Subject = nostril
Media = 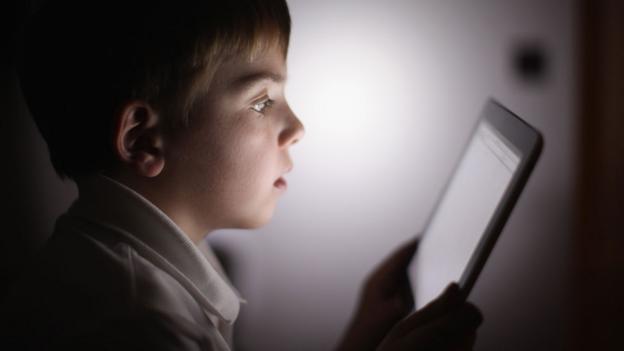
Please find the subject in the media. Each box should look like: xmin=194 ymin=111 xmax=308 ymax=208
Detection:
xmin=279 ymin=124 xmax=304 ymax=147
xmin=292 ymin=135 xmax=301 ymax=145
xmin=294 ymin=123 xmax=305 ymax=143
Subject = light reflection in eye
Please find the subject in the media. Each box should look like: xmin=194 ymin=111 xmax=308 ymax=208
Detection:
xmin=251 ymin=98 xmax=274 ymax=114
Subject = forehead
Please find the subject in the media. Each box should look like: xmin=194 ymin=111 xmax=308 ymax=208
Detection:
xmin=212 ymin=45 xmax=288 ymax=93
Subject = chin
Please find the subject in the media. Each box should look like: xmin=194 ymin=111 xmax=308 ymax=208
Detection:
xmin=232 ymin=206 xmax=276 ymax=230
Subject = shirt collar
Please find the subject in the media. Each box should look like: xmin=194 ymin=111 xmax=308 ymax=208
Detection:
xmin=68 ymin=174 xmax=242 ymax=323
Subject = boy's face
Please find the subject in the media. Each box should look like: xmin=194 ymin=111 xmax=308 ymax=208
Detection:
xmin=162 ymin=44 xmax=304 ymax=236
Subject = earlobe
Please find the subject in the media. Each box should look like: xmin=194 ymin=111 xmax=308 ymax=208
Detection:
xmin=135 ymin=152 xmax=165 ymax=178
xmin=114 ymin=102 xmax=165 ymax=178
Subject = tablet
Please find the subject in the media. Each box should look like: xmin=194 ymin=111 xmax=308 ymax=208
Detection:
xmin=410 ymin=100 xmax=543 ymax=309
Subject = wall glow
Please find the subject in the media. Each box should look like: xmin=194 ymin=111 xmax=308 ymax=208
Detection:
xmin=209 ymin=1 xmax=577 ymax=351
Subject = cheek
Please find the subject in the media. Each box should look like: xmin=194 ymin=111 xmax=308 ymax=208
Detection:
xmin=212 ymin=124 xmax=280 ymax=227
xmin=167 ymin=114 xmax=280 ymax=228
xmin=188 ymin=116 xmax=277 ymax=195
xmin=223 ymin=127 xmax=277 ymax=190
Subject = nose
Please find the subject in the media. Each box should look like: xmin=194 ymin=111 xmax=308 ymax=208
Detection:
xmin=279 ymin=105 xmax=305 ymax=147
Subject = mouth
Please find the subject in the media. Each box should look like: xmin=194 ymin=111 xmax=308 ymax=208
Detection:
xmin=274 ymin=164 xmax=293 ymax=191
xmin=274 ymin=176 xmax=288 ymax=190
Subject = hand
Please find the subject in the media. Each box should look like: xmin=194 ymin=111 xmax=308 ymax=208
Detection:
xmin=377 ymin=283 xmax=482 ymax=351
xmin=336 ymin=239 xmax=419 ymax=351
xmin=335 ymin=239 xmax=483 ymax=351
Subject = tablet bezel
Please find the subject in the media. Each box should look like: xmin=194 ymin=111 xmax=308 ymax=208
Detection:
xmin=413 ymin=99 xmax=543 ymax=305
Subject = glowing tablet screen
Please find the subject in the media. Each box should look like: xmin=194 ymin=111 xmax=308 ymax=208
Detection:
xmin=412 ymin=121 xmax=521 ymax=308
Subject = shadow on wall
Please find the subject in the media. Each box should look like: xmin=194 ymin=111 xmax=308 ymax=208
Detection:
xmin=0 ymin=0 xmax=77 ymax=301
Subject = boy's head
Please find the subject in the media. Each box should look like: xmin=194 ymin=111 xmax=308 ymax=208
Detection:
xmin=20 ymin=0 xmax=304 ymax=239
xmin=20 ymin=0 xmax=292 ymax=179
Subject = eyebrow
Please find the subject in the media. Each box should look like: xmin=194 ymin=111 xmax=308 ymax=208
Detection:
xmin=228 ymin=71 xmax=286 ymax=92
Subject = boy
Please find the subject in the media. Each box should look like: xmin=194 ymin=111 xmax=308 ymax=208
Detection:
xmin=2 ymin=0 xmax=482 ymax=350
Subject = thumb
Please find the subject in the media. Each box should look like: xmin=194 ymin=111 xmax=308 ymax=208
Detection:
xmin=378 ymin=238 xmax=420 ymax=277
xmin=395 ymin=283 xmax=461 ymax=334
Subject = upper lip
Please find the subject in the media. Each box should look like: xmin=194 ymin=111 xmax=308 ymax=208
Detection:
xmin=282 ymin=164 xmax=293 ymax=176
xmin=277 ymin=165 xmax=293 ymax=181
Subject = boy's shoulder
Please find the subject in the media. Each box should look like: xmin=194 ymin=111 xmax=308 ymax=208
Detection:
xmin=1 ymin=214 xmax=217 ymax=349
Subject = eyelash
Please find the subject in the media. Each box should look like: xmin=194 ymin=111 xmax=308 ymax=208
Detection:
xmin=251 ymin=98 xmax=274 ymax=115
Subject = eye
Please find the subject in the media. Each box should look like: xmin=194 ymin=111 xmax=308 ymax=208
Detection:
xmin=251 ymin=98 xmax=274 ymax=114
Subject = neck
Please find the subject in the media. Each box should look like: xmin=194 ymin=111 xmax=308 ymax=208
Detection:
xmin=100 ymin=170 xmax=213 ymax=244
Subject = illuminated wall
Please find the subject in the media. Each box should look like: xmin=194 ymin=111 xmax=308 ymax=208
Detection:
xmin=210 ymin=1 xmax=577 ymax=350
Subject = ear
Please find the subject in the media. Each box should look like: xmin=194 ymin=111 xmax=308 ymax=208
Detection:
xmin=113 ymin=101 xmax=165 ymax=178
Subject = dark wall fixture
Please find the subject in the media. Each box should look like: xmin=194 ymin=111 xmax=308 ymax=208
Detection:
xmin=511 ymin=40 xmax=549 ymax=84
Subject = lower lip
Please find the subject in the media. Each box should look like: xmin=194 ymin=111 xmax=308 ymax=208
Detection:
xmin=274 ymin=177 xmax=287 ymax=190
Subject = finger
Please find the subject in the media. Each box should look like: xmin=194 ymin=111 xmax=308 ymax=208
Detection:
xmin=375 ymin=238 xmax=420 ymax=279
xmin=446 ymin=303 xmax=483 ymax=333
xmin=443 ymin=330 xmax=478 ymax=351
xmin=449 ymin=331 xmax=477 ymax=351
xmin=365 ymin=239 xmax=420 ymax=295
xmin=386 ymin=279 xmax=415 ymax=316
xmin=397 ymin=275 xmax=414 ymax=309
xmin=393 ymin=283 xmax=462 ymax=334
xmin=403 ymin=303 xmax=482 ymax=348
xmin=392 ymin=237 xmax=420 ymax=268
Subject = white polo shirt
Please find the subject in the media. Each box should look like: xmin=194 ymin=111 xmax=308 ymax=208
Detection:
xmin=1 ymin=174 xmax=243 ymax=350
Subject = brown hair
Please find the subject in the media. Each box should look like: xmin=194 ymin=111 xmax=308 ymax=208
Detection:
xmin=18 ymin=0 xmax=291 ymax=179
